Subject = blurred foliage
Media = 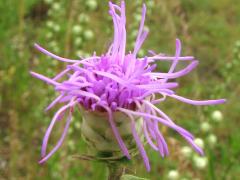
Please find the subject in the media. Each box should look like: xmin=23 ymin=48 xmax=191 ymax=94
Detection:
xmin=0 ymin=0 xmax=240 ymax=179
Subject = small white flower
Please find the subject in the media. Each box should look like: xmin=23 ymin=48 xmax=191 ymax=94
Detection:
xmin=78 ymin=13 xmax=90 ymax=23
xmin=46 ymin=21 xmax=54 ymax=28
xmin=52 ymin=3 xmax=61 ymax=11
xmin=194 ymin=138 xmax=204 ymax=149
xmin=68 ymin=127 xmax=73 ymax=134
xmin=68 ymin=140 xmax=75 ymax=150
xmin=235 ymin=40 xmax=240 ymax=47
xmin=134 ymin=14 xmax=142 ymax=22
xmin=168 ymin=170 xmax=179 ymax=180
xmin=193 ymin=155 xmax=208 ymax=169
xmin=83 ymin=30 xmax=94 ymax=40
xmin=48 ymin=9 xmax=53 ymax=16
xmin=74 ymin=37 xmax=83 ymax=46
xmin=135 ymin=0 xmax=143 ymax=6
xmin=49 ymin=41 xmax=57 ymax=48
xmin=46 ymin=32 xmax=53 ymax=39
xmin=130 ymin=29 xmax=139 ymax=39
xmin=146 ymin=1 xmax=155 ymax=8
xmin=72 ymin=25 xmax=83 ymax=34
xmin=207 ymin=134 xmax=217 ymax=146
xmin=53 ymin=24 xmax=60 ymax=32
xmin=200 ymin=122 xmax=211 ymax=132
xmin=53 ymin=46 xmax=60 ymax=54
xmin=74 ymin=121 xmax=81 ymax=129
xmin=85 ymin=0 xmax=98 ymax=11
xmin=44 ymin=0 xmax=53 ymax=4
xmin=181 ymin=146 xmax=192 ymax=158
xmin=211 ymin=110 xmax=223 ymax=122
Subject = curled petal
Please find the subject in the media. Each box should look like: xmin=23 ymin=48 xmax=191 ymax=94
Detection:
xmin=30 ymin=71 xmax=60 ymax=86
xmin=39 ymin=109 xmax=73 ymax=164
xmin=146 ymin=60 xmax=199 ymax=79
xmin=34 ymin=44 xmax=99 ymax=64
xmin=125 ymin=112 xmax=150 ymax=171
xmin=41 ymin=100 xmax=76 ymax=158
xmin=45 ymin=94 xmax=65 ymax=112
xmin=169 ymin=94 xmax=226 ymax=106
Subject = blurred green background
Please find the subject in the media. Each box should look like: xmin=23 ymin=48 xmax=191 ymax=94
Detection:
xmin=0 ymin=0 xmax=240 ymax=179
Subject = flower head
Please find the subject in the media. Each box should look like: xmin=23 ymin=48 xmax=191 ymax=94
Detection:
xmin=31 ymin=1 xmax=225 ymax=171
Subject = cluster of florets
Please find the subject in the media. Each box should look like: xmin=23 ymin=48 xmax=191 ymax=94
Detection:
xmin=31 ymin=1 xmax=225 ymax=171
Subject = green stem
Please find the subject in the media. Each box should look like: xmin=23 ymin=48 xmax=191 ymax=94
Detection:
xmin=107 ymin=163 xmax=124 ymax=180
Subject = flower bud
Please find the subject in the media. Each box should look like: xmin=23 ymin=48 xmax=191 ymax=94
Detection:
xmin=46 ymin=21 xmax=54 ymax=28
xmin=193 ymin=155 xmax=208 ymax=169
xmin=79 ymin=106 xmax=143 ymax=158
xmin=53 ymin=24 xmax=60 ymax=32
xmin=68 ymin=140 xmax=75 ymax=150
xmin=200 ymin=122 xmax=211 ymax=132
xmin=85 ymin=0 xmax=98 ymax=11
xmin=74 ymin=37 xmax=83 ymax=46
xmin=181 ymin=146 xmax=192 ymax=158
xmin=52 ymin=3 xmax=61 ymax=11
xmin=83 ymin=30 xmax=94 ymax=40
xmin=167 ymin=170 xmax=179 ymax=180
xmin=78 ymin=14 xmax=90 ymax=23
xmin=211 ymin=110 xmax=223 ymax=122
xmin=74 ymin=121 xmax=81 ymax=129
xmin=44 ymin=0 xmax=53 ymax=4
xmin=146 ymin=1 xmax=155 ymax=9
xmin=194 ymin=138 xmax=204 ymax=149
xmin=46 ymin=32 xmax=53 ymax=39
xmin=72 ymin=25 xmax=83 ymax=35
xmin=207 ymin=134 xmax=217 ymax=146
xmin=134 ymin=14 xmax=142 ymax=22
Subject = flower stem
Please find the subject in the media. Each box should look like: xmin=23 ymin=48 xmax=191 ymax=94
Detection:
xmin=107 ymin=163 xmax=124 ymax=180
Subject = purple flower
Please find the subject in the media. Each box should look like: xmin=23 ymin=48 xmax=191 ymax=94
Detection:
xmin=31 ymin=1 xmax=225 ymax=171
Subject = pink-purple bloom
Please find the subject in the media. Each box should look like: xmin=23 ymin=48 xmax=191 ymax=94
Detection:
xmin=31 ymin=1 xmax=225 ymax=171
